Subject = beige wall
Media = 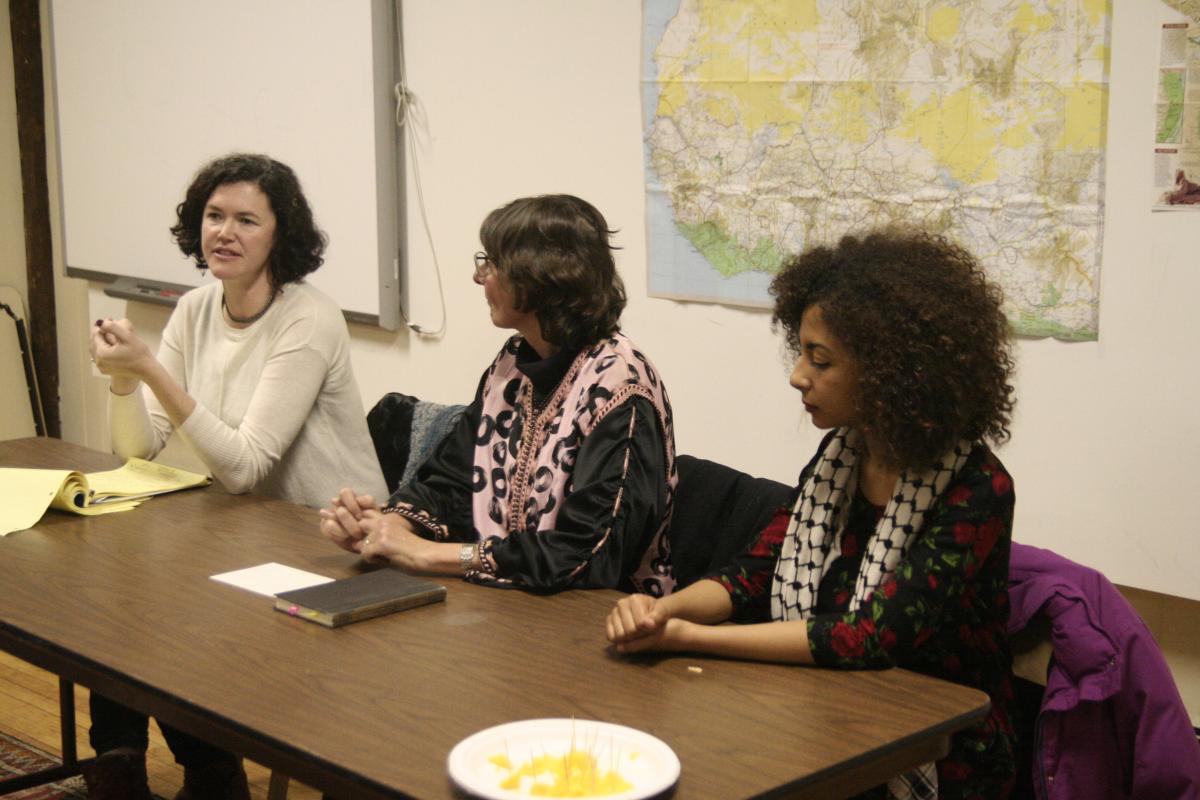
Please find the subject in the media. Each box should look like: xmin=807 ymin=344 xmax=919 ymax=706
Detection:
xmin=9 ymin=1 xmax=1200 ymax=728
xmin=1121 ymin=587 xmax=1200 ymax=727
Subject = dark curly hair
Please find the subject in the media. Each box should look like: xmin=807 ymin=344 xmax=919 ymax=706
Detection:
xmin=479 ymin=194 xmax=625 ymax=350
xmin=170 ymin=153 xmax=327 ymax=287
xmin=771 ymin=229 xmax=1016 ymax=471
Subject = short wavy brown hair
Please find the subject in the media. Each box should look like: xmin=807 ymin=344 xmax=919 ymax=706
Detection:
xmin=771 ymin=229 xmax=1016 ymax=470
xmin=171 ymin=153 xmax=327 ymax=288
xmin=479 ymin=194 xmax=625 ymax=350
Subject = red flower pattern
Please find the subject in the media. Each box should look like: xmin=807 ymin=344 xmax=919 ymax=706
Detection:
xmin=946 ymin=485 xmax=973 ymax=506
xmin=748 ymin=510 xmax=789 ymax=558
xmin=975 ymin=517 xmax=1003 ymax=560
xmin=914 ymin=626 xmax=935 ymax=648
xmin=829 ymin=621 xmax=866 ymax=658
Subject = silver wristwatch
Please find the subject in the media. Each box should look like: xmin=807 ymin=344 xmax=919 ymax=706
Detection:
xmin=459 ymin=543 xmax=475 ymax=575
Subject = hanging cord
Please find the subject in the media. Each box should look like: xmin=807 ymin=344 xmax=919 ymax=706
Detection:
xmin=393 ymin=9 xmax=447 ymax=337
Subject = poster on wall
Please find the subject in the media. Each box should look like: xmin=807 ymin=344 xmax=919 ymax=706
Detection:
xmin=1153 ymin=4 xmax=1200 ymax=209
xmin=641 ymin=0 xmax=1110 ymax=342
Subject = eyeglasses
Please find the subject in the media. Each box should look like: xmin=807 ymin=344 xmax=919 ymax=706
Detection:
xmin=473 ymin=251 xmax=495 ymax=280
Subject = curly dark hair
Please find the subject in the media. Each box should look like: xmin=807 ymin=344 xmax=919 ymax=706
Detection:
xmin=170 ymin=153 xmax=327 ymax=287
xmin=479 ymin=194 xmax=625 ymax=350
xmin=771 ymin=229 xmax=1016 ymax=470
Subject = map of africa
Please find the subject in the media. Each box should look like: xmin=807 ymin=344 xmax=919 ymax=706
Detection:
xmin=643 ymin=0 xmax=1110 ymax=340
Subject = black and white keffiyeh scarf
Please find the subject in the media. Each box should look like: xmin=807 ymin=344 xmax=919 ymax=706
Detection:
xmin=770 ymin=427 xmax=972 ymax=800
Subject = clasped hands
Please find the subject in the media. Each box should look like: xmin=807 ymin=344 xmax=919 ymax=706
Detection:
xmin=89 ymin=318 xmax=156 ymax=394
xmin=605 ymin=593 xmax=687 ymax=654
xmin=319 ymin=488 xmax=434 ymax=573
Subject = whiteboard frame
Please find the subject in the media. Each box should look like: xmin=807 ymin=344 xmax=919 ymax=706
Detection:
xmin=46 ymin=0 xmax=403 ymax=330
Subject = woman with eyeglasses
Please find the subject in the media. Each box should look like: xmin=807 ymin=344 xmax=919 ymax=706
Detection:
xmin=606 ymin=230 xmax=1018 ymax=799
xmin=320 ymin=194 xmax=676 ymax=595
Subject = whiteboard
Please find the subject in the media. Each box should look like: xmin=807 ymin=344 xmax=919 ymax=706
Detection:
xmin=48 ymin=0 xmax=401 ymax=328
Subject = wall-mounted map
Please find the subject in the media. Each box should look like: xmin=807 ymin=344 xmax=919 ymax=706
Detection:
xmin=643 ymin=0 xmax=1110 ymax=341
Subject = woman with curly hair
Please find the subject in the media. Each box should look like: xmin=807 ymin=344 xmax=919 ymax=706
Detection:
xmin=85 ymin=154 xmax=385 ymax=799
xmin=321 ymin=195 xmax=676 ymax=595
xmin=607 ymin=229 xmax=1018 ymax=799
xmin=90 ymin=153 xmax=385 ymax=507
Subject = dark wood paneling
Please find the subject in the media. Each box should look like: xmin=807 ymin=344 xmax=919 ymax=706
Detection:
xmin=8 ymin=0 xmax=59 ymax=437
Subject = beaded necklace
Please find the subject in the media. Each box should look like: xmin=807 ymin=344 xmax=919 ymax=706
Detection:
xmin=221 ymin=289 xmax=277 ymax=325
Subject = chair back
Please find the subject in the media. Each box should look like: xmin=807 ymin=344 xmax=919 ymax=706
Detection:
xmin=669 ymin=454 xmax=792 ymax=588
xmin=367 ymin=392 xmax=466 ymax=493
xmin=0 ymin=287 xmax=45 ymax=440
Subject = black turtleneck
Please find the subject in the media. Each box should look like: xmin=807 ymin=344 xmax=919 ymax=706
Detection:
xmin=513 ymin=340 xmax=578 ymax=412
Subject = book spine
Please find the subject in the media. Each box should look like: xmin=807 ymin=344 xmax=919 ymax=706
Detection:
xmin=275 ymin=599 xmax=336 ymax=627
xmin=340 ymin=586 xmax=448 ymax=625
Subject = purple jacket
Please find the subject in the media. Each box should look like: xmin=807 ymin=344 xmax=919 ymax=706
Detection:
xmin=1008 ymin=543 xmax=1200 ymax=799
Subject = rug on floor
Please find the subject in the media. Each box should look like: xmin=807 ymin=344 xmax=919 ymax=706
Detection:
xmin=0 ymin=730 xmax=87 ymax=800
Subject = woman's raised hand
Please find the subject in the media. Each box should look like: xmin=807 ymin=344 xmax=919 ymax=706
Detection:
xmin=90 ymin=318 xmax=156 ymax=394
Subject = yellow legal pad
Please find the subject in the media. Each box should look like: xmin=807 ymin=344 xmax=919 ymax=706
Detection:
xmin=0 ymin=458 xmax=211 ymax=536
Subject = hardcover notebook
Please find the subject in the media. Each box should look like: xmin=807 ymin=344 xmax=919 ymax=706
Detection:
xmin=274 ymin=569 xmax=446 ymax=628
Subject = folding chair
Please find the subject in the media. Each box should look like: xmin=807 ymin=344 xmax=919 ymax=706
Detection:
xmin=0 ymin=286 xmax=46 ymax=439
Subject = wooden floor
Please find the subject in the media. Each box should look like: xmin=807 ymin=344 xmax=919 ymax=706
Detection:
xmin=0 ymin=652 xmax=321 ymax=799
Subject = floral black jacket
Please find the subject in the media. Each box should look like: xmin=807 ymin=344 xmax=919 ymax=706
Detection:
xmin=708 ymin=436 xmax=1017 ymax=800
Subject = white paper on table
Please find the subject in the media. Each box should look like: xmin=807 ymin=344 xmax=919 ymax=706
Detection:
xmin=210 ymin=562 xmax=334 ymax=597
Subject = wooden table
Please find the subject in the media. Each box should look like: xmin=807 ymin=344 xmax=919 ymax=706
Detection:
xmin=0 ymin=437 xmax=990 ymax=799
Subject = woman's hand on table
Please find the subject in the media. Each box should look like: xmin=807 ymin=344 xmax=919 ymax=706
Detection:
xmin=358 ymin=513 xmax=440 ymax=572
xmin=320 ymin=488 xmax=381 ymax=553
xmin=320 ymin=488 xmax=437 ymax=572
xmin=606 ymin=593 xmax=684 ymax=654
